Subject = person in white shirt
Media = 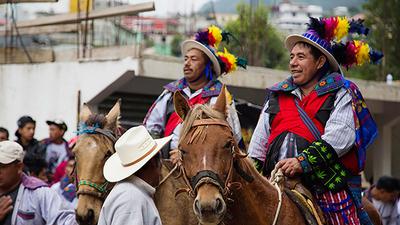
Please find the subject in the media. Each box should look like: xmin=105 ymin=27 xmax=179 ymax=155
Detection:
xmin=42 ymin=119 xmax=71 ymax=179
xmin=98 ymin=126 xmax=172 ymax=225
xmin=365 ymin=176 xmax=400 ymax=225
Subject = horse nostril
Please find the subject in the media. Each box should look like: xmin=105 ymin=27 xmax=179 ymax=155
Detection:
xmin=194 ymin=199 xmax=202 ymax=215
xmin=215 ymin=197 xmax=225 ymax=215
xmin=76 ymin=215 xmax=84 ymax=224
xmin=88 ymin=209 xmax=94 ymax=221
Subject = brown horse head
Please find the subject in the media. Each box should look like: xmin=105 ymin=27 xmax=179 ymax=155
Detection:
xmin=74 ymin=100 xmax=121 ymax=225
xmin=174 ymin=86 xmax=244 ymax=225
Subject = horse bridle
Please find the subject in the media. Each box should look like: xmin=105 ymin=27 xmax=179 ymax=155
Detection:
xmin=177 ymin=118 xmax=254 ymax=199
xmin=75 ymin=127 xmax=117 ymax=200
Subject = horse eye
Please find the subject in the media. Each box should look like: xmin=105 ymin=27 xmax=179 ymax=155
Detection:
xmin=224 ymin=141 xmax=233 ymax=149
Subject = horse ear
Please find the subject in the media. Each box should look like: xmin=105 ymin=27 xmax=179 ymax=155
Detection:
xmin=80 ymin=103 xmax=93 ymax=123
xmin=213 ymin=85 xmax=227 ymax=116
xmin=105 ymin=99 xmax=121 ymax=130
xmin=173 ymin=91 xmax=190 ymax=120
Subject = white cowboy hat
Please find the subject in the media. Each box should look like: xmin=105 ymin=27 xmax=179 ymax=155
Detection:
xmin=285 ymin=32 xmax=340 ymax=72
xmin=103 ymin=125 xmax=172 ymax=182
xmin=181 ymin=40 xmax=222 ymax=76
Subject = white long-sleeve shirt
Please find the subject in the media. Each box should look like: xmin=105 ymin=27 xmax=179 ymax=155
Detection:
xmin=372 ymin=198 xmax=400 ymax=225
xmin=98 ymin=175 xmax=161 ymax=225
xmin=11 ymin=174 xmax=77 ymax=225
xmin=144 ymin=86 xmax=242 ymax=150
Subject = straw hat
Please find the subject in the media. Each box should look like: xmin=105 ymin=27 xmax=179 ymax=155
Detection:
xmin=182 ymin=40 xmax=222 ymax=76
xmin=285 ymin=32 xmax=340 ymax=72
xmin=181 ymin=25 xmax=247 ymax=77
xmin=103 ymin=126 xmax=172 ymax=182
xmin=285 ymin=17 xmax=383 ymax=72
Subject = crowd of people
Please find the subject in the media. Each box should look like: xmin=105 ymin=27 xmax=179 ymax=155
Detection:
xmin=0 ymin=117 xmax=78 ymax=225
xmin=0 ymin=17 xmax=399 ymax=225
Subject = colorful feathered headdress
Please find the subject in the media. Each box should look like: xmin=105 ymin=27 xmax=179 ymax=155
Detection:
xmin=183 ymin=25 xmax=247 ymax=75
xmin=195 ymin=25 xmax=227 ymax=49
xmin=217 ymin=48 xmax=247 ymax=74
xmin=307 ymin=16 xmax=383 ymax=69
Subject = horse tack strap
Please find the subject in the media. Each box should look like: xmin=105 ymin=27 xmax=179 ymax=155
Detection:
xmin=190 ymin=170 xmax=225 ymax=191
xmin=233 ymin=161 xmax=254 ymax=183
xmin=94 ymin=128 xmax=118 ymax=143
xmin=192 ymin=119 xmax=230 ymax=128
xmin=78 ymin=180 xmax=109 ymax=193
xmin=76 ymin=189 xmax=104 ymax=199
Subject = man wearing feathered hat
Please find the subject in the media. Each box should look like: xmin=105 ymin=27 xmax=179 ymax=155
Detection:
xmin=144 ymin=25 xmax=246 ymax=160
xmin=248 ymin=17 xmax=383 ymax=225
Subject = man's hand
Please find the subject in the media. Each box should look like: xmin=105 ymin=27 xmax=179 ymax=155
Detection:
xmin=0 ymin=196 xmax=13 ymax=221
xmin=169 ymin=149 xmax=182 ymax=166
xmin=276 ymin=158 xmax=303 ymax=177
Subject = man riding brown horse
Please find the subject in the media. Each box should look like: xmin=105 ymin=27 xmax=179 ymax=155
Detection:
xmin=143 ymin=25 xmax=246 ymax=162
xmin=248 ymin=16 xmax=383 ymax=225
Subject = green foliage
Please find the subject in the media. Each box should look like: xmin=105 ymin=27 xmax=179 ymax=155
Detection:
xmin=347 ymin=0 xmax=400 ymax=81
xmin=144 ymin=35 xmax=155 ymax=48
xmin=171 ymin=34 xmax=184 ymax=57
xmin=224 ymin=2 xmax=288 ymax=69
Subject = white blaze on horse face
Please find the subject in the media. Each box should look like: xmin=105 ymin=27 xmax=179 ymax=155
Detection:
xmin=202 ymin=155 xmax=207 ymax=169
xmin=89 ymin=141 xmax=98 ymax=150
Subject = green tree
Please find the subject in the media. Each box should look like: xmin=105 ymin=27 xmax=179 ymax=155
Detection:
xmin=224 ymin=2 xmax=288 ymax=69
xmin=347 ymin=0 xmax=400 ymax=81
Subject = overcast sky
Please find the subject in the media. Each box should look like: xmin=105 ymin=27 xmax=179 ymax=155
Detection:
xmin=19 ymin=0 xmax=210 ymax=17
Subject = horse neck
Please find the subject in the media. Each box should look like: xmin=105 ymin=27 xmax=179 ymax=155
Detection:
xmin=228 ymin=158 xmax=280 ymax=224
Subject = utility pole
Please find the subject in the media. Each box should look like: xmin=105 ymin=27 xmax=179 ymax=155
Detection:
xmin=250 ymin=0 xmax=259 ymax=16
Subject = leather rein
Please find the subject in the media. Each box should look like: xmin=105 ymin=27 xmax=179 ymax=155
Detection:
xmin=74 ymin=127 xmax=117 ymax=200
xmin=176 ymin=118 xmax=254 ymax=199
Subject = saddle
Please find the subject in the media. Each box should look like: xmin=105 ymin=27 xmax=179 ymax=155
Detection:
xmin=284 ymin=178 xmax=326 ymax=225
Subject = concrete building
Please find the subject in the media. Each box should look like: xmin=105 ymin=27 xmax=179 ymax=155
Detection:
xmin=121 ymin=16 xmax=179 ymax=35
xmin=215 ymin=13 xmax=238 ymax=26
xmin=332 ymin=6 xmax=349 ymax=17
xmin=271 ymin=2 xmax=323 ymax=34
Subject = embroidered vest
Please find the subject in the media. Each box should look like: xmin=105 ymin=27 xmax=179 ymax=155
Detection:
xmin=266 ymin=90 xmax=359 ymax=175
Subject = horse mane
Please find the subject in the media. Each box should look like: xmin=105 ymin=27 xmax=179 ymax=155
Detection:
xmin=85 ymin=114 xmax=107 ymax=128
xmin=179 ymin=104 xmax=225 ymax=144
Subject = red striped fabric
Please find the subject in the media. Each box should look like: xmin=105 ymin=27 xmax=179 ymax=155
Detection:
xmin=316 ymin=190 xmax=360 ymax=225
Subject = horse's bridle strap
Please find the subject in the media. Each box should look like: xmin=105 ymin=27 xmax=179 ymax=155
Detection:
xmin=176 ymin=117 xmax=256 ymax=200
xmin=76 ymin=189 xmax=104 ymax=199
xmin=233 ymin=161 xmax=254 ymax=183
xmin=190 ymin=170 xmax=225 ymax=191
xmin=75 ymin=126 xmax=118 ymax=201
xmin=94 ymin=128 xmax=117 ymax=143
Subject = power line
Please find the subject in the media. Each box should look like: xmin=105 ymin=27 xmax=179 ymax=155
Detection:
xmin=9 ymin=3 xmax=33 ymax=63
